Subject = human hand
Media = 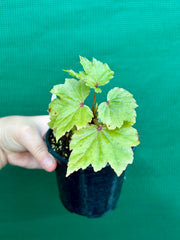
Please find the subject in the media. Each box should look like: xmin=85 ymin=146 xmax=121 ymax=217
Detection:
xmin=0 ymin=116 xmax=57 ymax=171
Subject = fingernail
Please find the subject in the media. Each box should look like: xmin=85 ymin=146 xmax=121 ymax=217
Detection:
xmin=43 ymin=155 xmax=56 ymax=170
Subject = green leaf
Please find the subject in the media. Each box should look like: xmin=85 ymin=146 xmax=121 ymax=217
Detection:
xmin=48 ymin=98 xmax=62 ymax=129
xmin=66 ymin=125 xmax=140 ymax=177
xmin=51 ymin=78 xmax=90 ymax=101
xmin=48 ymin=79 xmax=93 ymax=140
xmin=64 ymin=56 xmax=114 ymax=93
xmin=98 ymin=87 xmax=138 ymax=129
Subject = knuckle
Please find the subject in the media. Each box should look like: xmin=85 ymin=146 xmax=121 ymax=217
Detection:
xmin=20 ymin=125 xmax=34 ymax=136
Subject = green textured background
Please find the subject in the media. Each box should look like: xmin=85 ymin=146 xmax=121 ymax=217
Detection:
xmin=0 ymin=1 xmax=180 ymax=239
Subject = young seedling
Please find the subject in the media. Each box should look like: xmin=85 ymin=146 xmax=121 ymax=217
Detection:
xmin=48 ymin=56 xmax=140 ymax=177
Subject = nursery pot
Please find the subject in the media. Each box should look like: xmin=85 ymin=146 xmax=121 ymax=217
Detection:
xmin=46 ymin=129 xmax=126 ymax=218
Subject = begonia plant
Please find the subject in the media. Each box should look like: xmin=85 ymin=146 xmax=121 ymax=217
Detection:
xmin=48 ymin=56 xmax=140 ymax=177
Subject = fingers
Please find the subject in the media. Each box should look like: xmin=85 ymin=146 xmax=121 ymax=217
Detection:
xmin=0 ymin=115 xmax=57 ymax=171
xmin=0 ymin=147 xmax=8 ymax=170
xmin=7 ymin=152 xmax=42 ymax=169
xmin=30 ymin=115 xmax=50 ymax=138
xmin=18 ymin=125 xmax=57 ymax=172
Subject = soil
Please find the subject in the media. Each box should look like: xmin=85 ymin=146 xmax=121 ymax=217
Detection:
xmin=49 ymin=130 xmax=73 ymax=159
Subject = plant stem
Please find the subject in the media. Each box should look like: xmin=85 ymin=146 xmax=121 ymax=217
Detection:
xmin=92 ymin=91 xmax=97 ymax=117
xmin=93 ymin=118 xmax=100 ymax=127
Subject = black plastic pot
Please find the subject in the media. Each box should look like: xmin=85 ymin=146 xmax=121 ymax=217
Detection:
xmin=46 ymin=129 xmax=126 ymax=218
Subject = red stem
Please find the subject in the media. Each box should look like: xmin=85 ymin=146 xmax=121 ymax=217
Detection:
xmin=92 ymin=92 xmax=97 ymax=117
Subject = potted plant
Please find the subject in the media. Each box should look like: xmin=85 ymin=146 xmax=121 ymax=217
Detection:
xmin=45 ymin=56 xmax=140 ymax=218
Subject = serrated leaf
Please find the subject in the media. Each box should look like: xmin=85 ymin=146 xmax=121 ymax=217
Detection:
xmin=65 ymin=56 xmax=114 ymax=93
xmin=66 ymin=125 xmax=140 ymax=177
xmin=98 ymin=87 xmax=138 ymax=129
xmin=51 ymin=78 xmax=90 ymax=101
xmin=48 ymin=79 xmax=93 ymax=140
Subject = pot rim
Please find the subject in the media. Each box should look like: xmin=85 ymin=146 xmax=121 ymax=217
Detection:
xmin=45 ymin=128 xmax=68 ymax=165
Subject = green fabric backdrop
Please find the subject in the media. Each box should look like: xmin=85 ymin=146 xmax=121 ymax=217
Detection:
xmin=0 ymin=1 xmax=179 ymax=239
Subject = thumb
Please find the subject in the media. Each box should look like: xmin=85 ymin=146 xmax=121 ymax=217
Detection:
xmin=18 ymin=125 xmax=57 ymax=172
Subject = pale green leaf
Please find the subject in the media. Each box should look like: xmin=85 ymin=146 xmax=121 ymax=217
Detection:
xmin=51 ymin=78 xmax=90 ymax=102
xmin=65 ymin=56 xmax=114 ymax=93
xmin=98 ymin=87 xmax=138 ymax=129
xmin=48 ymin=98 xmax=62 ymax=129
xmin=66 ymin=125 xmax=140 ymax=177
xmin=48 ymin=79 xmax=93 ymax=140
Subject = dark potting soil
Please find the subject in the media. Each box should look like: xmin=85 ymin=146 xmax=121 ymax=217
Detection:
xmin=49 ymin=130 xmax=72 ymax=159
